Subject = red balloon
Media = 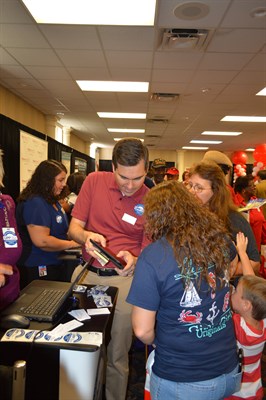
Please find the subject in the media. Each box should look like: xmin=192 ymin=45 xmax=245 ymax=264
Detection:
xmin=232 ymin=151 xmax=248 ymax=165
xmin=253 ymin=144 xmax=266 ymax=163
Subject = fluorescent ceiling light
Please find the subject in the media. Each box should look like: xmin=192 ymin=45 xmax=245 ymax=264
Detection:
xmin=77 ymin=81 xmax=149 ymax=92
xmin=108 ymin=128 xmax=145 ymax=133
xmin=114 ymin=138 xmax=144 ymax=142
xmin=182 ymin=146 xmax=209 ymax=150
xmin=245 ymin=148 xmax=255 ymax=152
xmin=201 ymin=131 xmax=242 ymax=136
xmin=190 ymin=140 xmax=222 ymax=144
xmin=256 ymin=87 xmax=266 ymax=96
xmin=98 ymin=112 xmax=146 ymax=119
xmin=221 ymin=116 xmax=266 ymax=122
xmin=21 ymin=0 xmax=156 ymax=25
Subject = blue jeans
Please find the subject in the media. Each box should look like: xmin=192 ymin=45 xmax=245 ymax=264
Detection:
xmin=150 ymin=364 xmax=241 ymax=400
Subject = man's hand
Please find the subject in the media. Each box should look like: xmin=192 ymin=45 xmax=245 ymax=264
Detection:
xmin=115 ymin=251 xmax=137 ymax=277
xmin=84 ymin=233 xmax=106 ymax=257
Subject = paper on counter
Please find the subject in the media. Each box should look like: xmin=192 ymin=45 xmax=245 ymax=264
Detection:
xmin=87 ymin=308 xmax=110 ymax=315
xmin=49 ymin=319 xmax=83 ymax=338
xmin=68 ymin=309 xmax=91 ymax=321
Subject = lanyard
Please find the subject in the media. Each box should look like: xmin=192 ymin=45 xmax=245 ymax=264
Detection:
xmin=0 ymin=198 xmax=10 ymax=228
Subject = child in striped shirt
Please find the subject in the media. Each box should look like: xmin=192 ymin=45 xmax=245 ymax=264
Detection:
xmin=226 ymin=232 xmax=266 ymax=400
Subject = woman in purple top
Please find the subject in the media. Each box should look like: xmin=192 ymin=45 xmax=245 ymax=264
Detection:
xmin=0 ymin=149 xmax=21 ymax=310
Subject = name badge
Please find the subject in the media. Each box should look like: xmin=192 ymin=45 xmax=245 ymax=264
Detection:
xmin=122 ymin=213 xmax=137 ymax=225
xmin=2 ymin=227 xmax=18 ymax=248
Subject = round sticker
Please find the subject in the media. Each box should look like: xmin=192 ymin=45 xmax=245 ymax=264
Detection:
xmin=3 ymin=230 xmax=17 ymax=246
xmin=64 ymin=333 xmax=82 ymax=343
xmin=56 ymin=215 xmax=63 ymax=223
xmin=134 ymin=204 xmax=144 ymax=216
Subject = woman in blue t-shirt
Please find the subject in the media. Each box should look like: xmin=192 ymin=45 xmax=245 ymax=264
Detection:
xmin=16 ymin=160 xmax=79 ymax=288
xmin=127 ymin=181 xmax=241 ymax=400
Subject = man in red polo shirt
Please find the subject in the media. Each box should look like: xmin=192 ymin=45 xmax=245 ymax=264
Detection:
xmin=69 ymin=138 xmax=150 ymax=400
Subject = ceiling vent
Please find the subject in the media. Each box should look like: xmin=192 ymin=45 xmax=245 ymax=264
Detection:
xmin=145 ymin=134 xmax=161 ymax=138
xmin=160 ymin=28 xmax=210 ymax=50
xmin=147 ymin=118 xmax=169 ymax=124
xmin=151 ymin=93 xmax=179 ymax=102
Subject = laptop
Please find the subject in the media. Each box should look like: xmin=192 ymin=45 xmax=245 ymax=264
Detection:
xmin=1 ymin=262 xmax=88 ymax=322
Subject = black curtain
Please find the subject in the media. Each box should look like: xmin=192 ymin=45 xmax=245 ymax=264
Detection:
xmin=0 ymin=114 xmax=95 ymax=202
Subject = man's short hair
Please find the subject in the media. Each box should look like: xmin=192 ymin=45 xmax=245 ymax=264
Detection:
xmin=257 ymin=170 xmax=266 ymax=180
xmin=112 ymin=138 xmax=149 ymax=170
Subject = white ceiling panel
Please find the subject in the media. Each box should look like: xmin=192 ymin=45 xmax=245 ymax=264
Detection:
xmin=1 ymin=24 xmax=49 ymax=47
xmin=39 ymin=26 xmax=101 ymax=49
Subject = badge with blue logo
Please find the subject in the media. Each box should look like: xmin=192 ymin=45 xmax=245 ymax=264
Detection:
xmin=134 ymin=204 xmax=144 ymax=216
xmin=2 ymin=227 xmax=18 ymax=248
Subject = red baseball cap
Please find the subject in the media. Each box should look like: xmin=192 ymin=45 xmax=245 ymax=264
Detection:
xmin=166 ymin=167 xmax=179 ymax=175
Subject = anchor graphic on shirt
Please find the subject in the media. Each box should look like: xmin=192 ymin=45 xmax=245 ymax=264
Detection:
xmin=206 ymin=301 xmax=219 ymax=325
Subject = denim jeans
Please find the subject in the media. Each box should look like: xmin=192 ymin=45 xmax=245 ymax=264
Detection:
xmin=150 ymin=364 xmax=241 ymax=400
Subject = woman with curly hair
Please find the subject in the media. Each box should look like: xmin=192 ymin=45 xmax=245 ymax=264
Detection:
xmin=127 ymin=181 xmax=241 ymax=400
xmin=16 ymin=160 xmax=79 ymax=288
xmin=188 ymin=162 xmax=260 ymax=275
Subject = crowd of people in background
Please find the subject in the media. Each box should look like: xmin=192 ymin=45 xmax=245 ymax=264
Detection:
xmin=0 ymin=142 xmax=265 ymax=400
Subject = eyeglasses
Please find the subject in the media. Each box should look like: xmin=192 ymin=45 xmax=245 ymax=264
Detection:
xmin=186 ymin=181 xmax=212 ymax=193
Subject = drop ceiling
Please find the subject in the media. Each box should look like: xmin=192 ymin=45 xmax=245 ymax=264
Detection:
xmin=0 ymin=0 xmax=265 ymax=152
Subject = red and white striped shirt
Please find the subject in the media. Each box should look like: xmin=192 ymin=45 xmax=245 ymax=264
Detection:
xmin=226 ymin=314 xmax=266 ymax=400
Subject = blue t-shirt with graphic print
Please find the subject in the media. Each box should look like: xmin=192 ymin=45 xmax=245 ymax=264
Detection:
xmin=127 ymin=237 xmax=238 ymax=382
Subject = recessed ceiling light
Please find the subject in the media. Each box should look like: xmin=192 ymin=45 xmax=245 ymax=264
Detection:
xmin=77 ymin=81 xmax=149 ymax=92
xmin=221 ymin=116 xmax=266 ymax=122
xmin=201 ymin=131 xmax=242 ymax=136
xmin=21 ymin=0 xmax=156 ymax=25
xmin=97 ymin=112 xmax=146 ymax=119
xmin=182 ymin=146 xmax=209 ymax=150
xmin=108 ymin=128 xmax=145 ymax=133
xmin=256 ymin=87 xmax=266 ymax=96
xmin=190 ymin=140 xmax=222 ymax=144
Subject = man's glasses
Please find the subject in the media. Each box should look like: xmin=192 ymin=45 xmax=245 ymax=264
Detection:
xmin=186 ymin=182 xmax=212 ymax=193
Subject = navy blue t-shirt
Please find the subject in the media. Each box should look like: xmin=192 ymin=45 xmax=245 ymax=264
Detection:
xmin=17 ymin=196 xmax=68 ymax=267
xmin=127 ymin=237 xmax=238 ymax=382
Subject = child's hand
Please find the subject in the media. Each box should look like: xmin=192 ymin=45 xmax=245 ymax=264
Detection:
xmin=236 ymin=232 xmax=248 ymax=254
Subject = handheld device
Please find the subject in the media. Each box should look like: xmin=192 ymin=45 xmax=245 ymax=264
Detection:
xmin=90 ymin=239 xmax=125 ymax=270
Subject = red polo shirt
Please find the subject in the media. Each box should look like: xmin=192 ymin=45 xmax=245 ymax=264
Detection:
xmin=72 ymin=171 xmax=150 ymax=267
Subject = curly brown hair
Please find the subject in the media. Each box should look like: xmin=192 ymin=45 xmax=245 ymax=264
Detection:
xmin=189 ymin=162 xmax=237 ymax=232
xmin=17 ymin=159 xmax=67 ymax=204
xmin=144 ymin=180 xmax=232 ymax=287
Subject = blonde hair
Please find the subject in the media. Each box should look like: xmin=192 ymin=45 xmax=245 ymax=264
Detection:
xmin=0 ymin=149 xmax=4 ymax=188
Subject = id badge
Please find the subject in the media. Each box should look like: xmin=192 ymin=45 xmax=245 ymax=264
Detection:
xmin=38 ymin=265 xmax=47 ymax=277
xmin=2 ymin=227 xmax=18 ymax=248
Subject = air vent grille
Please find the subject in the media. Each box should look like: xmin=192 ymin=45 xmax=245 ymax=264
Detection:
xmin=151 ymin=93 xmax=179 ymax=102
xmin=160 ymin=28 xmax=210 ymax=50
xmin=147 ymin=118 xmax=169 ymax=124
xmin=145 ymin=134 xmax=161 ymax=138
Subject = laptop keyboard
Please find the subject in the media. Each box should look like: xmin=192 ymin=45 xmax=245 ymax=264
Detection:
xmin=21 ymin=289 xmax=66 ymax=316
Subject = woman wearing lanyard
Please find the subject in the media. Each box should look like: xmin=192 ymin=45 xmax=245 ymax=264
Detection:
xmin=0 ymin=149 xmax=21 ymax=310
xmin=16 ymin=160 xmax=79 ymax=289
